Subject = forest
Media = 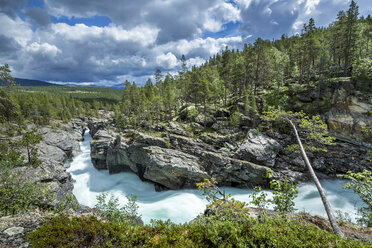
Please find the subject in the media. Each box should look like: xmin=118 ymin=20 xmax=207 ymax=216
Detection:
xmin=117 ymin=0 xmax=371 ymax=130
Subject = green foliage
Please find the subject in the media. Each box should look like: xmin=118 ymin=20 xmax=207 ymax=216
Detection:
xmin=341 ymin=170 xmax=372 ymax=227
xmin=0 ymin=137 xmax=51 ymax=215
xmin=1 ymin=86 xmax=119 ymax=125
xmin=54 ymin=195 xmax=79 ymax=214
xmin=250 ymin=186 xmax=269 ymax=218
xmin=264 ymin=87 xmax=289 ymax=110
xmin=353 ymin=51 xmax=372 ymax=86
xmin=263 ymin=107 xmax=336 ymax=152
xmin=187 ymin=107 xmax=199 ymax=120
xmin=0 ymin=166 xmax=52 ymax=216
xmin=26 ymin=211 xmax=370 ymax=247
xmin=267 ymin=170 xmax=298 ymax=214
xmin=0 ymin=63 xmax=15 ymax=86
xmin=0 ymin=139 xmax=24 ymax=167
xmin=197 ymin=178 xmax=230 ymax=204
xmin=250 ymin=170 xmax=298 ymax=215
xmin=95 ymin=192 xmax=141 ymax=225
xmin=21 ymin=129 xmax=42 ymax=166
xmin=229 ymin=109 xmax=241 ymax=127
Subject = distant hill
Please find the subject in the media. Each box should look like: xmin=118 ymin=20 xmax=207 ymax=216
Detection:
xmin=12 ymin=78 xmax=57 ymax=87
xmin=63 ymin=82 xmax=124 ymax=89
xmin=0 ymin=78 xmax=58 ymax=87
xmin=1 ymin=77 xmax=124 ymax=89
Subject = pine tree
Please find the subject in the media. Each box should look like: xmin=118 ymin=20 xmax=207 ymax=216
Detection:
xmin=343 ymin=0 xmax=359 ymax=76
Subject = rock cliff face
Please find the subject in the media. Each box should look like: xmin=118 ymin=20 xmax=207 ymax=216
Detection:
xmin=88 ymin=123 xmax=271 ymax=190
xmin=0 ymin=119 xmax=93 ymax=248
xmin=16 ymin=120 xmax=86 ymax=208
xmin=325 ymin=88 xmax=371 ymax=142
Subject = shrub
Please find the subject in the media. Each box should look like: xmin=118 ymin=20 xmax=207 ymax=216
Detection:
xmin=26 ymin=212 xmax=370 ymax=247
xmin=341 ymin=170 xmax=372 ymax=227
xmin=267 ymin=170 xmax=298 ymax=214
xmin=196 ymin=178 xmax=230 ymax=204
xmin=95 ymin=192 xmax=141 ymax=225
xmin=0 ymin=139 xmax=52 ymax=216
xmin=0 ymin=169 xmax=51 ymax=216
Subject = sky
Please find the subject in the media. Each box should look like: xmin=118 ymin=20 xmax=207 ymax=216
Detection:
xmin=0 ymin=0 xmax=371 ymax=87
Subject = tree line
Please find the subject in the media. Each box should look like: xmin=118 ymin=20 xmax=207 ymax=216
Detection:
xmin=118 ymin=0 xmax=371 ymax=129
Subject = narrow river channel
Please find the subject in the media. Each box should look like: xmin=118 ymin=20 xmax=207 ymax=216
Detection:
xmin=67 ymin=131 xmax=364 ymax=224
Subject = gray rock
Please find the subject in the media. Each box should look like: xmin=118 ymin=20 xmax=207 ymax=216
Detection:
xmin=37 ymin=143 xmax=67 ymax=164
xmin=139 ymin=146 xmax=208 ymax=189
xmin=234 ymin=129 xmax=281 ymax=167
xmin=90 ymin=130 xmax=113 ymax=170
xmin=88 ymin=119 xmax=106 ymax=137
xmin=133 ymin=131 xmax=168 ymax=148
xmin=200 ymin=150 xmax=270 ymax=188
xmin=326 ymin=108 xmax=372 ymax=141
xmin=4 ymin=227 xmax=24 ymax=236
xmin=165 ymin=121 xmax=189 ymax=136
xmin=106 ymin=136 xmax=137 ymax=174
xmin=195 ymin=113 xmax=216 ymax=127
xmin=179 ymin=105 xmax=198 ymax=121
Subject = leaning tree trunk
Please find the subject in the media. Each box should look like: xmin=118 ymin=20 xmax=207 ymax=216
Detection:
xmin=288 ymin=120 xmax=344 ymax=237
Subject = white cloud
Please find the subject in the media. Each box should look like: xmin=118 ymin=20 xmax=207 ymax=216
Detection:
xmin=156 ymin=52 xmax=178 ymax=69
xmin=235 ymin=0 xmax=253 ymax=9
xmin=26 ymin=42 xmax=61 ymax=57
xmin=203 ymin=1 xmax=241 ymax=32
xmin=0 ymin=14 xmax=32 ymax=46
xmin=187 ymin=57 xmax=205 ymax=68
xmin=50 ymin=23 xmax=159 ymax=46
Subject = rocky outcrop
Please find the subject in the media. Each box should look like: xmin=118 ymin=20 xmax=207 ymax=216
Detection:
xmin=0 ymin=210 xmax=52 ymax=248
xmin=327 ymin=107 xmax=371 ymax=142
xmin=106 ymin=136 xmax=137 ymax=174
xmin=36 ymin=124 xmax=83 ymax=164
xmin=140 ymin=146 xmax=208 ymax=189
xmin=325 ymin=88 xmax=371 ymax=142
xmin=267 ymin=131 xmax=371 ymax=181
xmin=200 ymin=150 xmax=269 ymax=188
xmin=234 ymin=129 xmax=281 ymax=167
xmin=87 ymin=118 xmax=106 ymax=137
xmin=90 ymin=129 xmax=114 ymax=170
xmin=92 ymin=128 xmax=271 ymax=191
xmin=9 ymin=120 xmax=86 ymax=211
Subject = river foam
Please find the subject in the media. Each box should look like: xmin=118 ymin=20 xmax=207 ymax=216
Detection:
xmin=67 ymin=131 xmax=365 ymax=224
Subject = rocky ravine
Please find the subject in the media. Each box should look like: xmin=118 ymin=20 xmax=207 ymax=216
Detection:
xmin=88 ymin=85 xmax=371 ymax=191
xmin=88 ymin=121 xmax=370 ymax=192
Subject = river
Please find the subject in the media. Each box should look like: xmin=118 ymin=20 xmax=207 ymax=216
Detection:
xmin=67 ymin=131 xmax=364 ymax=224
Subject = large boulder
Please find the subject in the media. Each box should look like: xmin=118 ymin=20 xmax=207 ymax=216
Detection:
xmin=133 ymin=146 xmax=208 ymax=190
xmin=90 ymin=130 xmax=113 ymax=170
xmin=234 ymin=129 xmax=281 ymax=167
xmin=200 ymin=151 xmax=270 ymax=188
xmin=36 ymin=126 xmax=83 ymax=163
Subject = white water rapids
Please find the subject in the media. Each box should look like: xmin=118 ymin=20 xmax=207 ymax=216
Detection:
xmin=67 ymin=131 xmax=365 ymax=224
